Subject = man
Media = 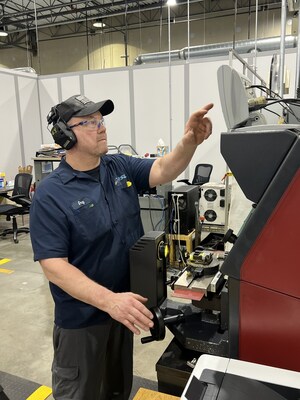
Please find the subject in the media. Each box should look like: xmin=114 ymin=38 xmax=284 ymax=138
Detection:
xmin=30 ymin=94 xmax=213 ymax=400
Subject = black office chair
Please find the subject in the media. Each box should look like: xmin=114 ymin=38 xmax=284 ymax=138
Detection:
xmin=107 ymin=145 xmax=119 ymax=154
xmin=0 ymin=173 xmax=32 ymax=243
xmin=178 ymin=163 xmax=213 ymax=186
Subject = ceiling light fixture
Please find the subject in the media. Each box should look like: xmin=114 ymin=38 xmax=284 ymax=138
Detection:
xmin=167 ymin=0 xmax=177 ymax=6
xmin=0 ymin=26 xmax=8 ymax=37
xmin=93 ymin=19 xmax=106 ymax=28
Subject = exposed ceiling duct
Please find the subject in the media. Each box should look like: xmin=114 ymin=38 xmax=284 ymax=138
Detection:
xmin=134 ymin=35 xmax=297 ymax=65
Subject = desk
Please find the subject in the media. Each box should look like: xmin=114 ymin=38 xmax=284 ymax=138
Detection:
xmin=32 ymin=157 xmax=61 ymax=187
xmin=0 ymin=188 xmax=12 ymax=196
xmin=0 ymin=187 xmax=13 ymax=203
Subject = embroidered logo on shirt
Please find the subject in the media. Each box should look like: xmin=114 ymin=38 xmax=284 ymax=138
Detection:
xmin=71 ymin=197 xmax=94 ymax=211
xmin=114 ymin=174 xmax=132 ymax=189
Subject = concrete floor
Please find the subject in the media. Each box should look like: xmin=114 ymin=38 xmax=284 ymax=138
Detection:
xmin=0 ymin=216 xmax=174 ymax=400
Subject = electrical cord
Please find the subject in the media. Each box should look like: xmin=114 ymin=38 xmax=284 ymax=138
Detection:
xmin=153 ymin=195 xmax=166 ymax=231
xmin=265 ymin=99 xmax=300 ymax=123
xmin=266 ymin=98 xmax=300 ymax=106
xmin=170 ymin=194 xmax=186 ymax=266
xmin=174 ymin=195 xmax=185 ymax=265
xmin=248 ymin=84 xmax=300 ymax=122
xmin=249 ymin=84 xmax=280 ymax=99
xmin=171 ymin=195 xmax=179 ymax=234
xmin=168 ymin=207 xmax=175 ymax=234
xmin=263 ymin=107 xmax=282 ymax=117
xmin=148 ymin=195 xmax=155 ymax=230
xmin=143 ymin=194 xmax=166 ymax=231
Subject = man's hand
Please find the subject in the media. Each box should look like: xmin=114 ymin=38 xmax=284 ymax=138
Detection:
xmin=105 ymin=292 xmax=154 ymax=335
xmin=149 ymin=102 xmax=214 ymax=187
xmin=184 ymin=103 xmax=214 ymax=145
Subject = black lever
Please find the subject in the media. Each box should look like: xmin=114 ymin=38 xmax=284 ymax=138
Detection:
xmin=141 ymin=306 xmax=184 ymax=344
xmin=223 ymin=228 xmax=238 ymax=244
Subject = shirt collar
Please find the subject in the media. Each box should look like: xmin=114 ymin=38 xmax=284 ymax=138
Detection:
xmin=58 ymin=156 xmax=112 ymax=184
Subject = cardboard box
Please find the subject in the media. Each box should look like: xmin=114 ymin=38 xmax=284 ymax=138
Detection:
xmin=133 ymin=388 xmax=180 ymax=400
xmin=18 ymin=165 xmax=33 ymax=174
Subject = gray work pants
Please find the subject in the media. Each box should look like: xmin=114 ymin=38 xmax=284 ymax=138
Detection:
xmin=52 ymin=319 xmax=133 ymax=400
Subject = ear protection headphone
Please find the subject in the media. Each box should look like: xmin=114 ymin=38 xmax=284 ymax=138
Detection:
xmin=47 ymin=107 xmax=77 ymax=150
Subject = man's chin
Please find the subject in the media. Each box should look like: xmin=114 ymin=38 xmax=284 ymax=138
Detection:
xmin=99 ymin=145 xmax=108 ymax=156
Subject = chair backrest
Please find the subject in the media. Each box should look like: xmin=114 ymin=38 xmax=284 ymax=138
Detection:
xmin=12 ymin=173 xmax=32 ymax=199
xmin=107 ymin=145 xmax=119 ymax=154
xmin=192 ymin=164 xmax=213 ymax=185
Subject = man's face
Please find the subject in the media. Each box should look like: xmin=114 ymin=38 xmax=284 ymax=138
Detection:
xmin=68 ymin=111 xmax=108 ymax=156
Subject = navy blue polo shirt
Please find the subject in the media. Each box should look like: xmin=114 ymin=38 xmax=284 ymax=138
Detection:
xmin=30 ymin=155 xmax=155 ymax=329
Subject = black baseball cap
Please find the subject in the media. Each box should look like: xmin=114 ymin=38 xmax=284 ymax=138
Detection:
xmin=54 ymin=94 xmax=114 ymax=123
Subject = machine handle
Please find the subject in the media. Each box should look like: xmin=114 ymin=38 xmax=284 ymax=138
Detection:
xmin=140 ymin=306 xmax=165 ymax=344
xmin=140 ymin=307 xmax=185 ymax=344
xmin=223 ymin=228 xmax=238 ymax=244
xmin=164 ymin=313 xmax=185 ymax=325
xmin=141 ymin=335 xmax=155 ymax=344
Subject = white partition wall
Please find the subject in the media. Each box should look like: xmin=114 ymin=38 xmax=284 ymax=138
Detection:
xmin=168 ymin=63 xmax=186 ymax=184
xmin=0 ymin=72 xmax=23 ymax=182
xmin=38 ymin=77 xmax=60 ymax=144
xmin=0 ymin=47 xmax=298 ymax=185
xmin=61 ymin=75 xmax=81 ymax=100
xmin=0 ymin=69 xmax=40 ymax=182
xmin=17 ymin=76 xmax=42 ymax=170
xmin=133 ymin=64 xmax=172 ymax=155
xmin=84 ymin=69 xmax=132 ymax=146
xmin=189 ymin=58 xmax=228 ymax=184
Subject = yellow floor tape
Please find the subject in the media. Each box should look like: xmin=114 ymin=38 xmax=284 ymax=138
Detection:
xmin=26 ymin=385 xmax=52 ymax=400
xmin=0 ymin=258 xmax=11 ymax=265
xmin=0 ymin=268 xmax=14 ymax=274
xmin=0 ymin=258 xmax=13 ymax=274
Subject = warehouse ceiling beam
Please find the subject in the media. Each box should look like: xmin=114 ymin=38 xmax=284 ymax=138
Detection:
xmin=0 ymin=0 xmax=285 ymax=48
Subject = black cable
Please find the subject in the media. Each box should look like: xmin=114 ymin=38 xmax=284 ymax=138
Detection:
xmin=263 ymin=107 xmax=281 ymax=117
xmin=265 ymin=99 xmax=300 ymax=123
xmin=247 ymin=85 xmax=300 ymax=122
xmin=265 ymin=98 xmax=300 ymax=106
xmin=249 ymin=84 xmax=281 ymax=99
xmin=153 ymin=196 xmax=166 ymax=230
xmin=169 ymin=208 xmax=175 ymax=234
xmin=148 ymin=195 xmax=155 ymax=230
xmin=278 ymin=102 xmax=300 ymax=122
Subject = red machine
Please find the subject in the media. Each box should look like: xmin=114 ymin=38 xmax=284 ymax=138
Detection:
xmin=221 ymin=125 xmax=300 ymax=372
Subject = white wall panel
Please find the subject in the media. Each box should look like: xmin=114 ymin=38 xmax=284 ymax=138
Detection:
xmin=18 ymin=76 xmax=41 ymax=172
xmin=38 ymin=78 xmax=59 ymax=144
xmin=133 ymin=65 xmax=170 ymax=155
xmin=61 ymin=75 xmax=81 ymax=100
xmin=189 ymin=59 xmax=228 ymax=184
xmin=0 ymin=73 xmax=22 ymax=181
xmin=84 ymin=69 xmax=131 ymax=147
xmin=168 ymin=64 xmax=186 ymax=185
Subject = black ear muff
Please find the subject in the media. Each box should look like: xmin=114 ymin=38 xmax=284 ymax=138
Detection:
xmin=47 ymin=107 xmax=59 ymax=125
xmin=51 ymin=120 xmax=77 ymax=150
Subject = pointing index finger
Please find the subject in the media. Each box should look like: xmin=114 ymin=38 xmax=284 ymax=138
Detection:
xmin=203 ymin=103 xmax=214 ymax=112
xmin=194 ymin=103 xmax=214 ymax=118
